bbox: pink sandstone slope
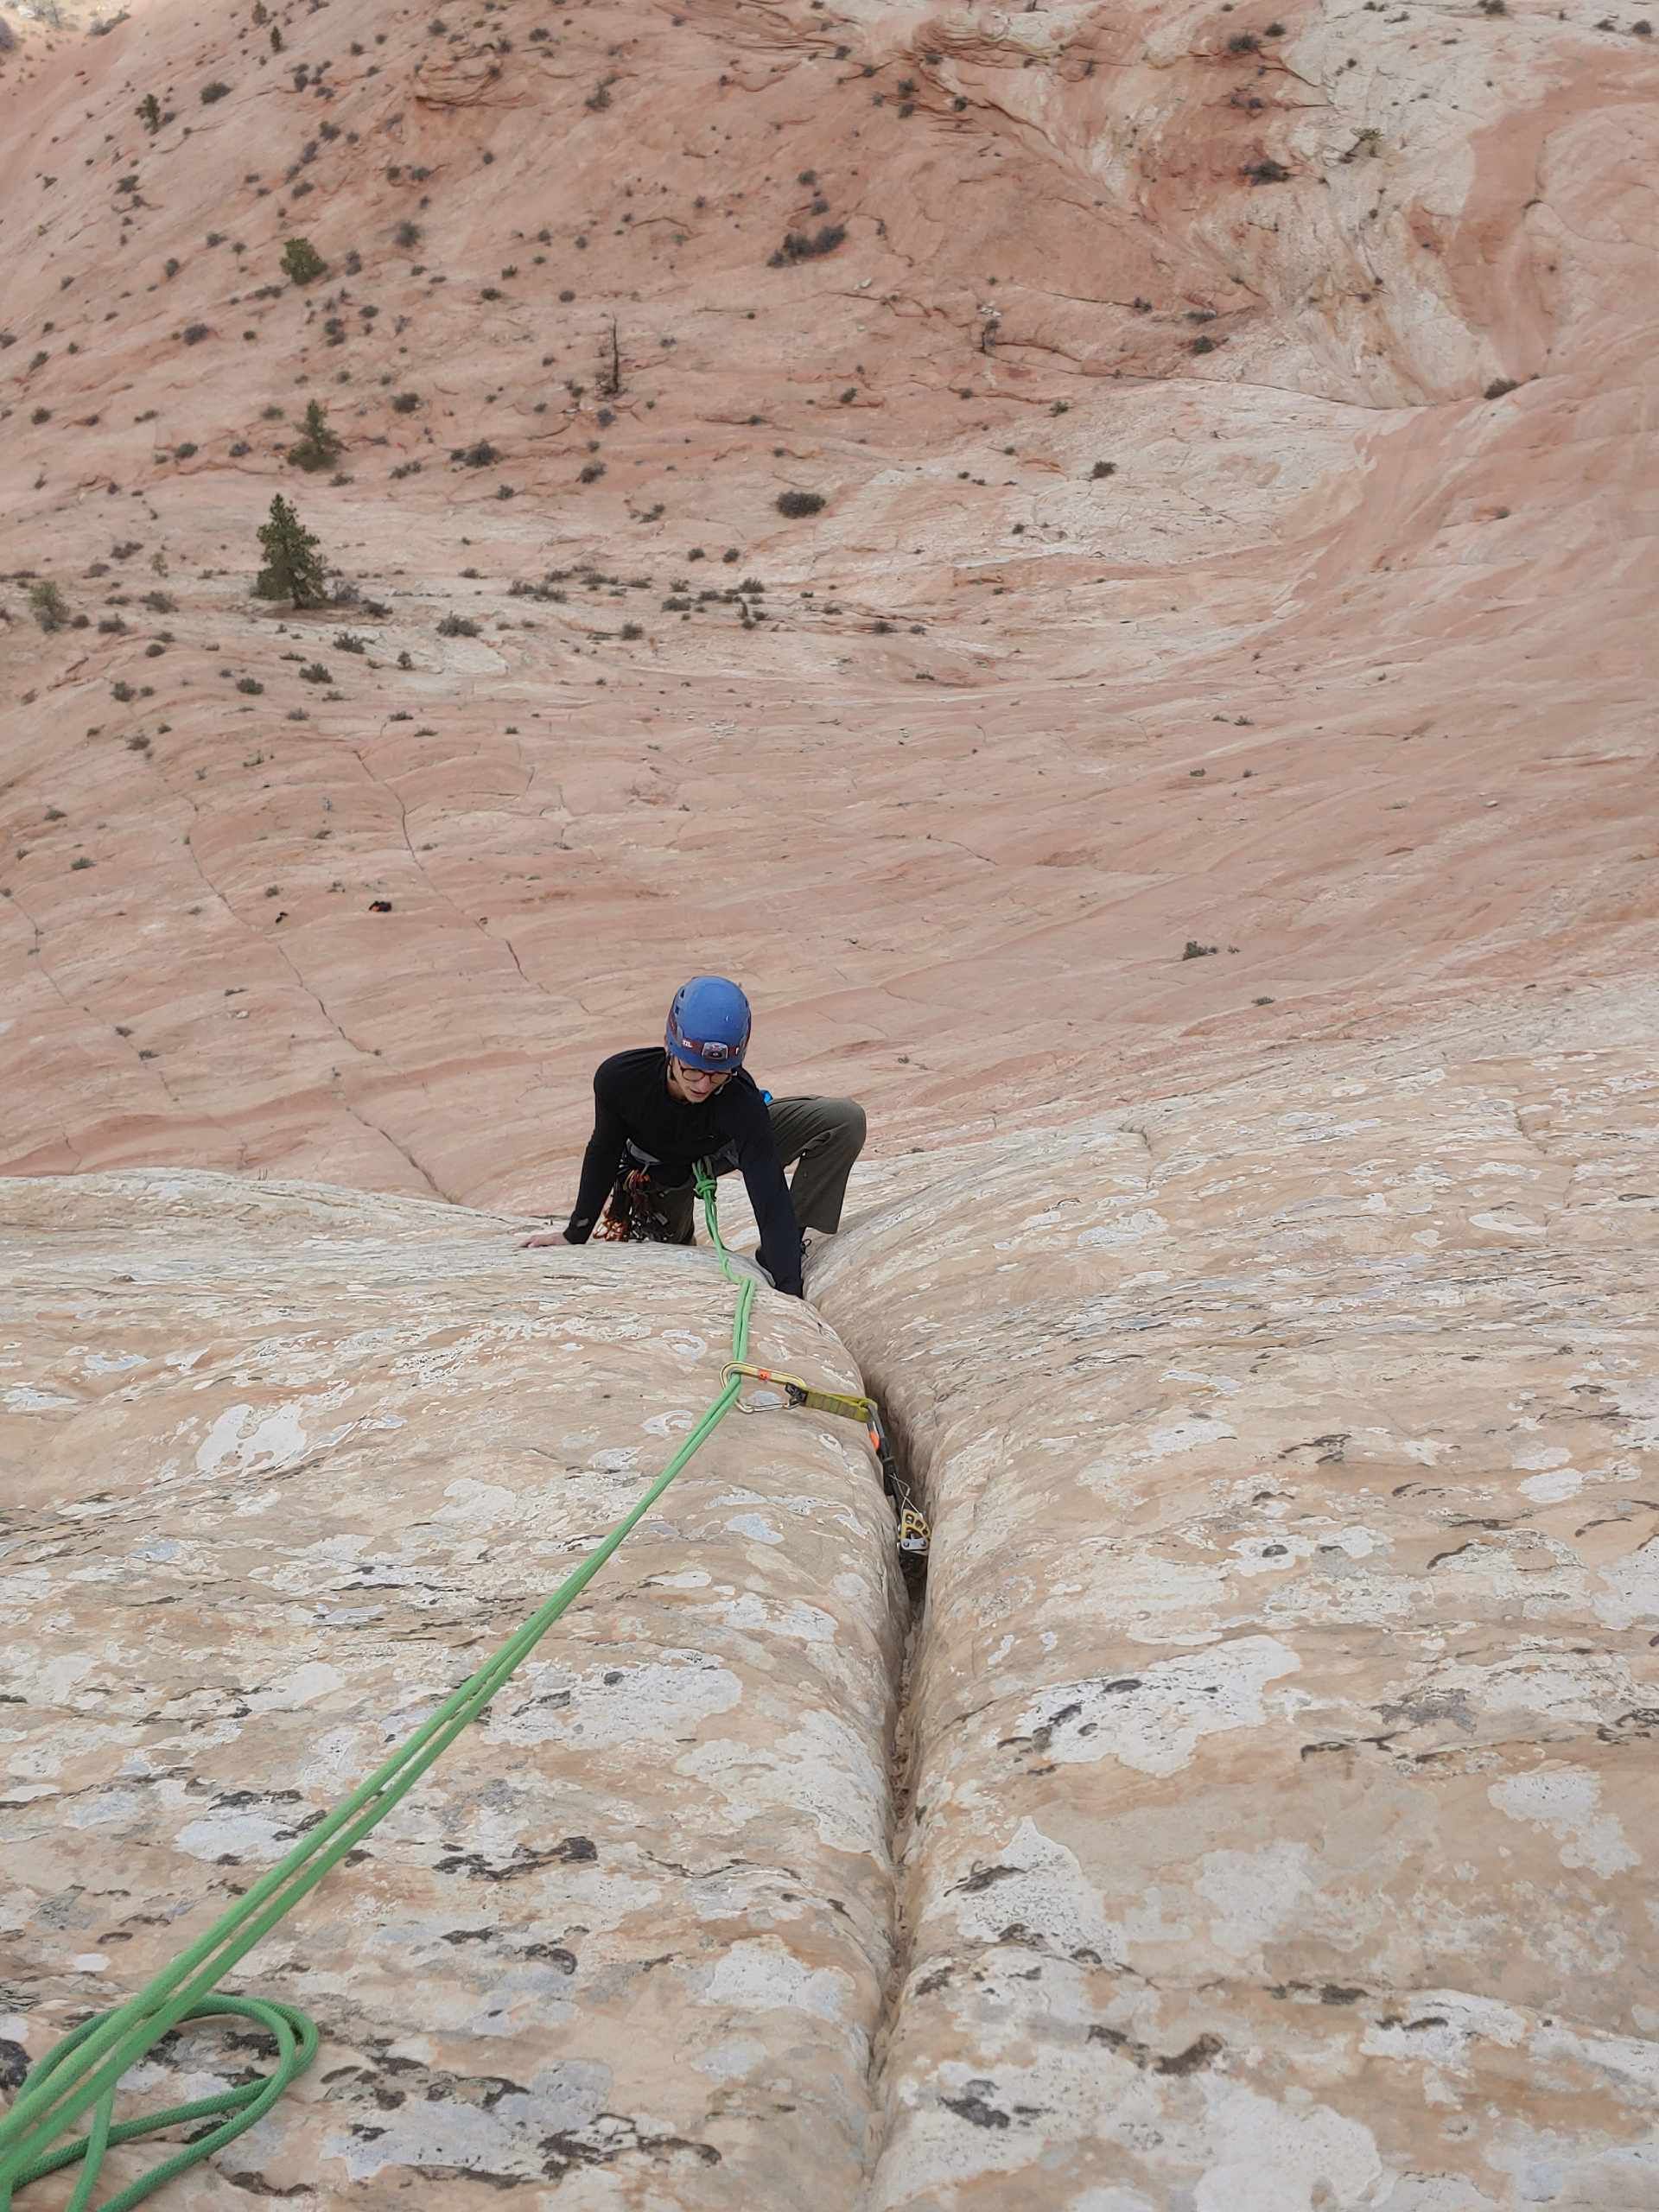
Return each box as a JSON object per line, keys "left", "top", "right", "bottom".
{"left": 1, "top": 0, "right": 1655, "bottom": 1205}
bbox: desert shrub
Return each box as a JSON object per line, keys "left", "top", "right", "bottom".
{"left": 29, "top": 582, "right": 69, "bottom": 631}
{"left": 280, "top": 237, "right": 327, "bottom": 285}
{"left": 200, "top": 80, "right": 232, "bottom": 105}
{"left": 768, "top": 225, "right": 845, "bottom": 267}
{"left": 775, "top": 489, "right": 825, "bottom": 518}
{"left": 436, "top": 613, "right": 480, "bottom": 637}
{"left": 237, "top": 677, "right": 264, "bottom": 694}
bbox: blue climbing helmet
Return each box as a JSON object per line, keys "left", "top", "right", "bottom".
{"left": 665, "top": 976, "right": 752, "bottom": 1071}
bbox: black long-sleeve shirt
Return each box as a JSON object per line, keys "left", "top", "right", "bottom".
{"left": 565, "top": 1048, "right": 804, "bottom": 1296}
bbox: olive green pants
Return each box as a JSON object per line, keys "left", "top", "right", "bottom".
{"left": 657, "top": 1096, "right": 867, "bottom": 1243}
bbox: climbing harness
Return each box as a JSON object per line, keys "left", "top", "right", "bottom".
{"left": 596, "top": 1164, "right": 677, "bottom": 1243}
{"left": 724, "top": 1362, "right": 931, "bottom": 1572}
{"left": 0, "top": 1173, "right": 757, "bottom": 2209}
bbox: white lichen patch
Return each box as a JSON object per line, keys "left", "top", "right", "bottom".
{"left": 1487, "top": 1766, "right": 1640, "bottom": 1878}
{"left": 1015, "top": 1637, "right": 1301, "bottom": 1777}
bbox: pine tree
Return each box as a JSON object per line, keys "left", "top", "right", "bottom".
{"left": 252, "top": 1, "right": 269, "bottom": 21}
{"left": 286, "top": 399, "right": 342, "bottom": 474}
{"left": 270, "top": 24, "right": 283, "bottom": 50}
{"left": 137, "top": 92, "right": 162, "bottom": 135}
{"left": 255, "top": 495, "right": 327, "bottom": 607}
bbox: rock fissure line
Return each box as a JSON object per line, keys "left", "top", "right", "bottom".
{"left": 855, "top": 1370, "right": 933, "bottom": 2193}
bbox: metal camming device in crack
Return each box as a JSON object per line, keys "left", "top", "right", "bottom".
{"left": 721, "top": 1362, "right": 931, "bottom": 1568}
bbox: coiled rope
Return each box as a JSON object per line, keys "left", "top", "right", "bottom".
{"left": 0, "top": 1173, "right": 751, "bottom": 2210}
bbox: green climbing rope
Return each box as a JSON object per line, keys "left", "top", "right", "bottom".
{"left": 0, "top": 1175, "right": 752, "bottom": 2210}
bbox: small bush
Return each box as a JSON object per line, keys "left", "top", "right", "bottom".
{"left": 391, "top": 391, "right": 421, "bottom": 413}
{"left": 775, "top": 489, "right": 826, "bottom": 518}
{"left": 200, "top": 81, "right": 232, "bottom": 105}
{"left": 1182, "top": 940, "right": 1218, "bottom": 961}
{"left": 280, "top": 237, "right": 327, "bottom": 286}
{"left": 1090, "top": 461, "right": 1117, "bottom": 479}
{"left": 1484, "top": 376, "right": 1519, "bottom": 399}
{"left": 453, "top": 440, "right": 499, "bottom": 468}
{"left": 237, "top": 677, "right": 264, "bottom": 694}
{"left": 768, "top": 225, "right": 846, "bottom": 267}
{"left": 1243, "top": 159, "right": 1291, "bottom": 186}
{"left": 334, "top": 631, "right": 367, "bottom": 653}
{"left": 299, "top": 661, "right": 331, "bottom": 683}
{"left": 29, "top": 582, "right": 69, "bottom": 632}
{"left": 578, "top": 461, "right": 606, "bottom": 483}
{"left": 436, "top": 613, "right": 480, "bottom": 638}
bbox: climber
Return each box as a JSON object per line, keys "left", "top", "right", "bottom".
{"left": 524, "top": 976, "right": 866, "bottom": 1298}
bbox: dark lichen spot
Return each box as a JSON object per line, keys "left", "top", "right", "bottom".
{"left": 1154, "top": 2032, "right": 1224, "bottom": 2075}
{"left": 942, "top": 2080, "right": 1011, "bottom": 2129}
{"left": 952, "top": 1863, "right": 1020, "bottom": 1895}
{"left": 521, "top": 1944, "right": 577, "bottom": 1974}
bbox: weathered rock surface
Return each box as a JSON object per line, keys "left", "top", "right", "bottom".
{"left": 1, "top": 1172, "right": 906, "bottom": 2206}
{"left": 816, "top": 1025, "right": 1659, "bottom": 2209}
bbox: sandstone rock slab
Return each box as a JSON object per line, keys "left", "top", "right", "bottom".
{"left": 1, "top": 1173, "right": 906, "bottom": 2208}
